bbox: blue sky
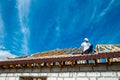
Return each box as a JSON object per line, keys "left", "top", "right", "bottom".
{"left": 0, "top": 0, "right": 120, "bottom": 59}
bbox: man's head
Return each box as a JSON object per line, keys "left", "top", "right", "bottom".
{"left": 84, "top": 38, "right": 89, "bottom": 42}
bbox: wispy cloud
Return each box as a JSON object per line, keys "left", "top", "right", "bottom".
{"left": 17, "top": 0, "right": 31, "bottom": 55}
{"left": 0, "top": 50, "right": 17, "bottom": 60}
{"left": 0, "top": 12, "right": 5, "bottom": 44}
{"left": 99, "top": 0, "right": 115, "bottom": 17}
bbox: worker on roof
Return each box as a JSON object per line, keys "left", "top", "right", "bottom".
{"left": 81, "top": 38, "right": 94, "bottom": 54}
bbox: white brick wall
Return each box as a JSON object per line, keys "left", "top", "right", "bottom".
{"left": 3, "top": 69, "right": 10, "bottom": 73}
{"left": 98, "top": 78, "right": 119, "bottom": 80}
{"left": 108, "top": 65, "right": 120, "bottom": 71}
{"left": 14, "top": 73, "right": 22, "bottom": 76}
{"left": 0, "top": 73, "right": 7, "bottom": 76}
{"left": 10, "top": 69, "right": 16, "bottom": 73}
{"left": 59, "top": 73, "right": 70, "bottom": 77}
{"left": 51, "top": 67, "right": 61, "bottom": 72}
{"left": 15, "top": 77, "right": 19, "bottom": 80}
{"left": 29, "top": 73, "right": 39, "bottom": 76}
{"left": 22, "top": 73, "right": 30, "bottom": 76}
{"left": 93, "top": 66, "right": 107, "bottom": 71}
{"left": 47, "top": 77, "right": 57, "bottom": 80}
{"left": 100, "top": 72, "right": 116, "bottom": 77}
{"left": 67, "top": 66, "right": 79, "bottom": 72}
{"left": 61, "top": 67, "right": 68, "bottom": 72}
{"left": 49, "top": 73, "right": 58, "bottom": 77}
{"left": 89, "top": 78, "right": 97, "bottom": 80}
{"left": 57, "top": 78, "right": 64, "bottom": 80}
{"left": 77, "top": 72, "right": 86, "bottom": 77}
{"left": 39, "top": 73, "right": 48, "bottom": 76}
{"left": 0, "top": 77, "right": 6, "bottom": 80}
{"left": 16, "top": 69, "right": 24, "bottom": 73}
{"left": 6, "top": 77, "right": 16, "bottom": 80}
{"left": 86, "top": 72, "right": 100, "bottom": 77}
{"left": 76, "top": 78, "right": 89, "bottom": 80}
{"left": 69, "top": 72, "right": 77, "bottom": 77}
{"left": 24, "top": 69, "right": 32, "bottom": 72}
{"left": 41, "top": 68, "right": 50, "bottom": 72}
{"left": 0, "top": 64, "right": 120, "bottom": 80}
{"left": 80, "top": 66, "right": 92, "bottom": 71}
{"left": 64, "top": 78, "right": 76, "bottom": 80}
{"left": 7, "top": 73, "right": 14, "bottom": 76}
{"left": 117, "top": 72, "right": 120, "bottom": 76}
{"left": 32, "top": 68, "right": 41, "bottom": 73}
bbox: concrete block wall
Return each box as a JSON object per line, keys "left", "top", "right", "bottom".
{"left": 0, "top": 64, "right": 120, "bottom": 80}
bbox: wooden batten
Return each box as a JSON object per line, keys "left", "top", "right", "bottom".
{"left": 107, "top": 58, "right": 112, "bottom": 65}
{"left": 3, "top": 65, "right": 9, "bottom": 69}
{"left": 58, "top": 62, "right": 62, "bottom": 68}
{"left": 36, "top": 63, "right": 41, "bottom": 68}
{"left": 93, "top": 59, "right": 97, "bottom": 66}
{"left": 0, "top": 45, "right": 120, "bottom": 69}
{"left": 17, "top": 64, "right": 24, "bottom": 68}
{"left": 69, "top": 61, "right": 75, "bottom": 67}
{"left": 46, "top": 62, "right": 51, "bottom": 68}
{"left": 10, "top": 64, "right": 16, "bottom": 68}
{"left": 27, "top": 64, "right": 32, "bottom": 68}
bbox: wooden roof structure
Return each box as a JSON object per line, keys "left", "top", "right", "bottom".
{"left": 0, "top": 44, "right": 120, "bottom": 69}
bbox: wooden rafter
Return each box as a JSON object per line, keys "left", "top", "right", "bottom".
{"left": 0, "top": 44, "right": 120, "bottom": 69}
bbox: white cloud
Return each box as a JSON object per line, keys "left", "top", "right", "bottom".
{"left": 99, "top": 0, "right": 114, "bottom": 17}
{"left": 0, "top": 46, "right": 5, "bottom": 49}
{"left": 0, "top": 50, "right": 17, "bottom": 60}
{"left": 17, "top": 0, "right": 31, "bottom": 55}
